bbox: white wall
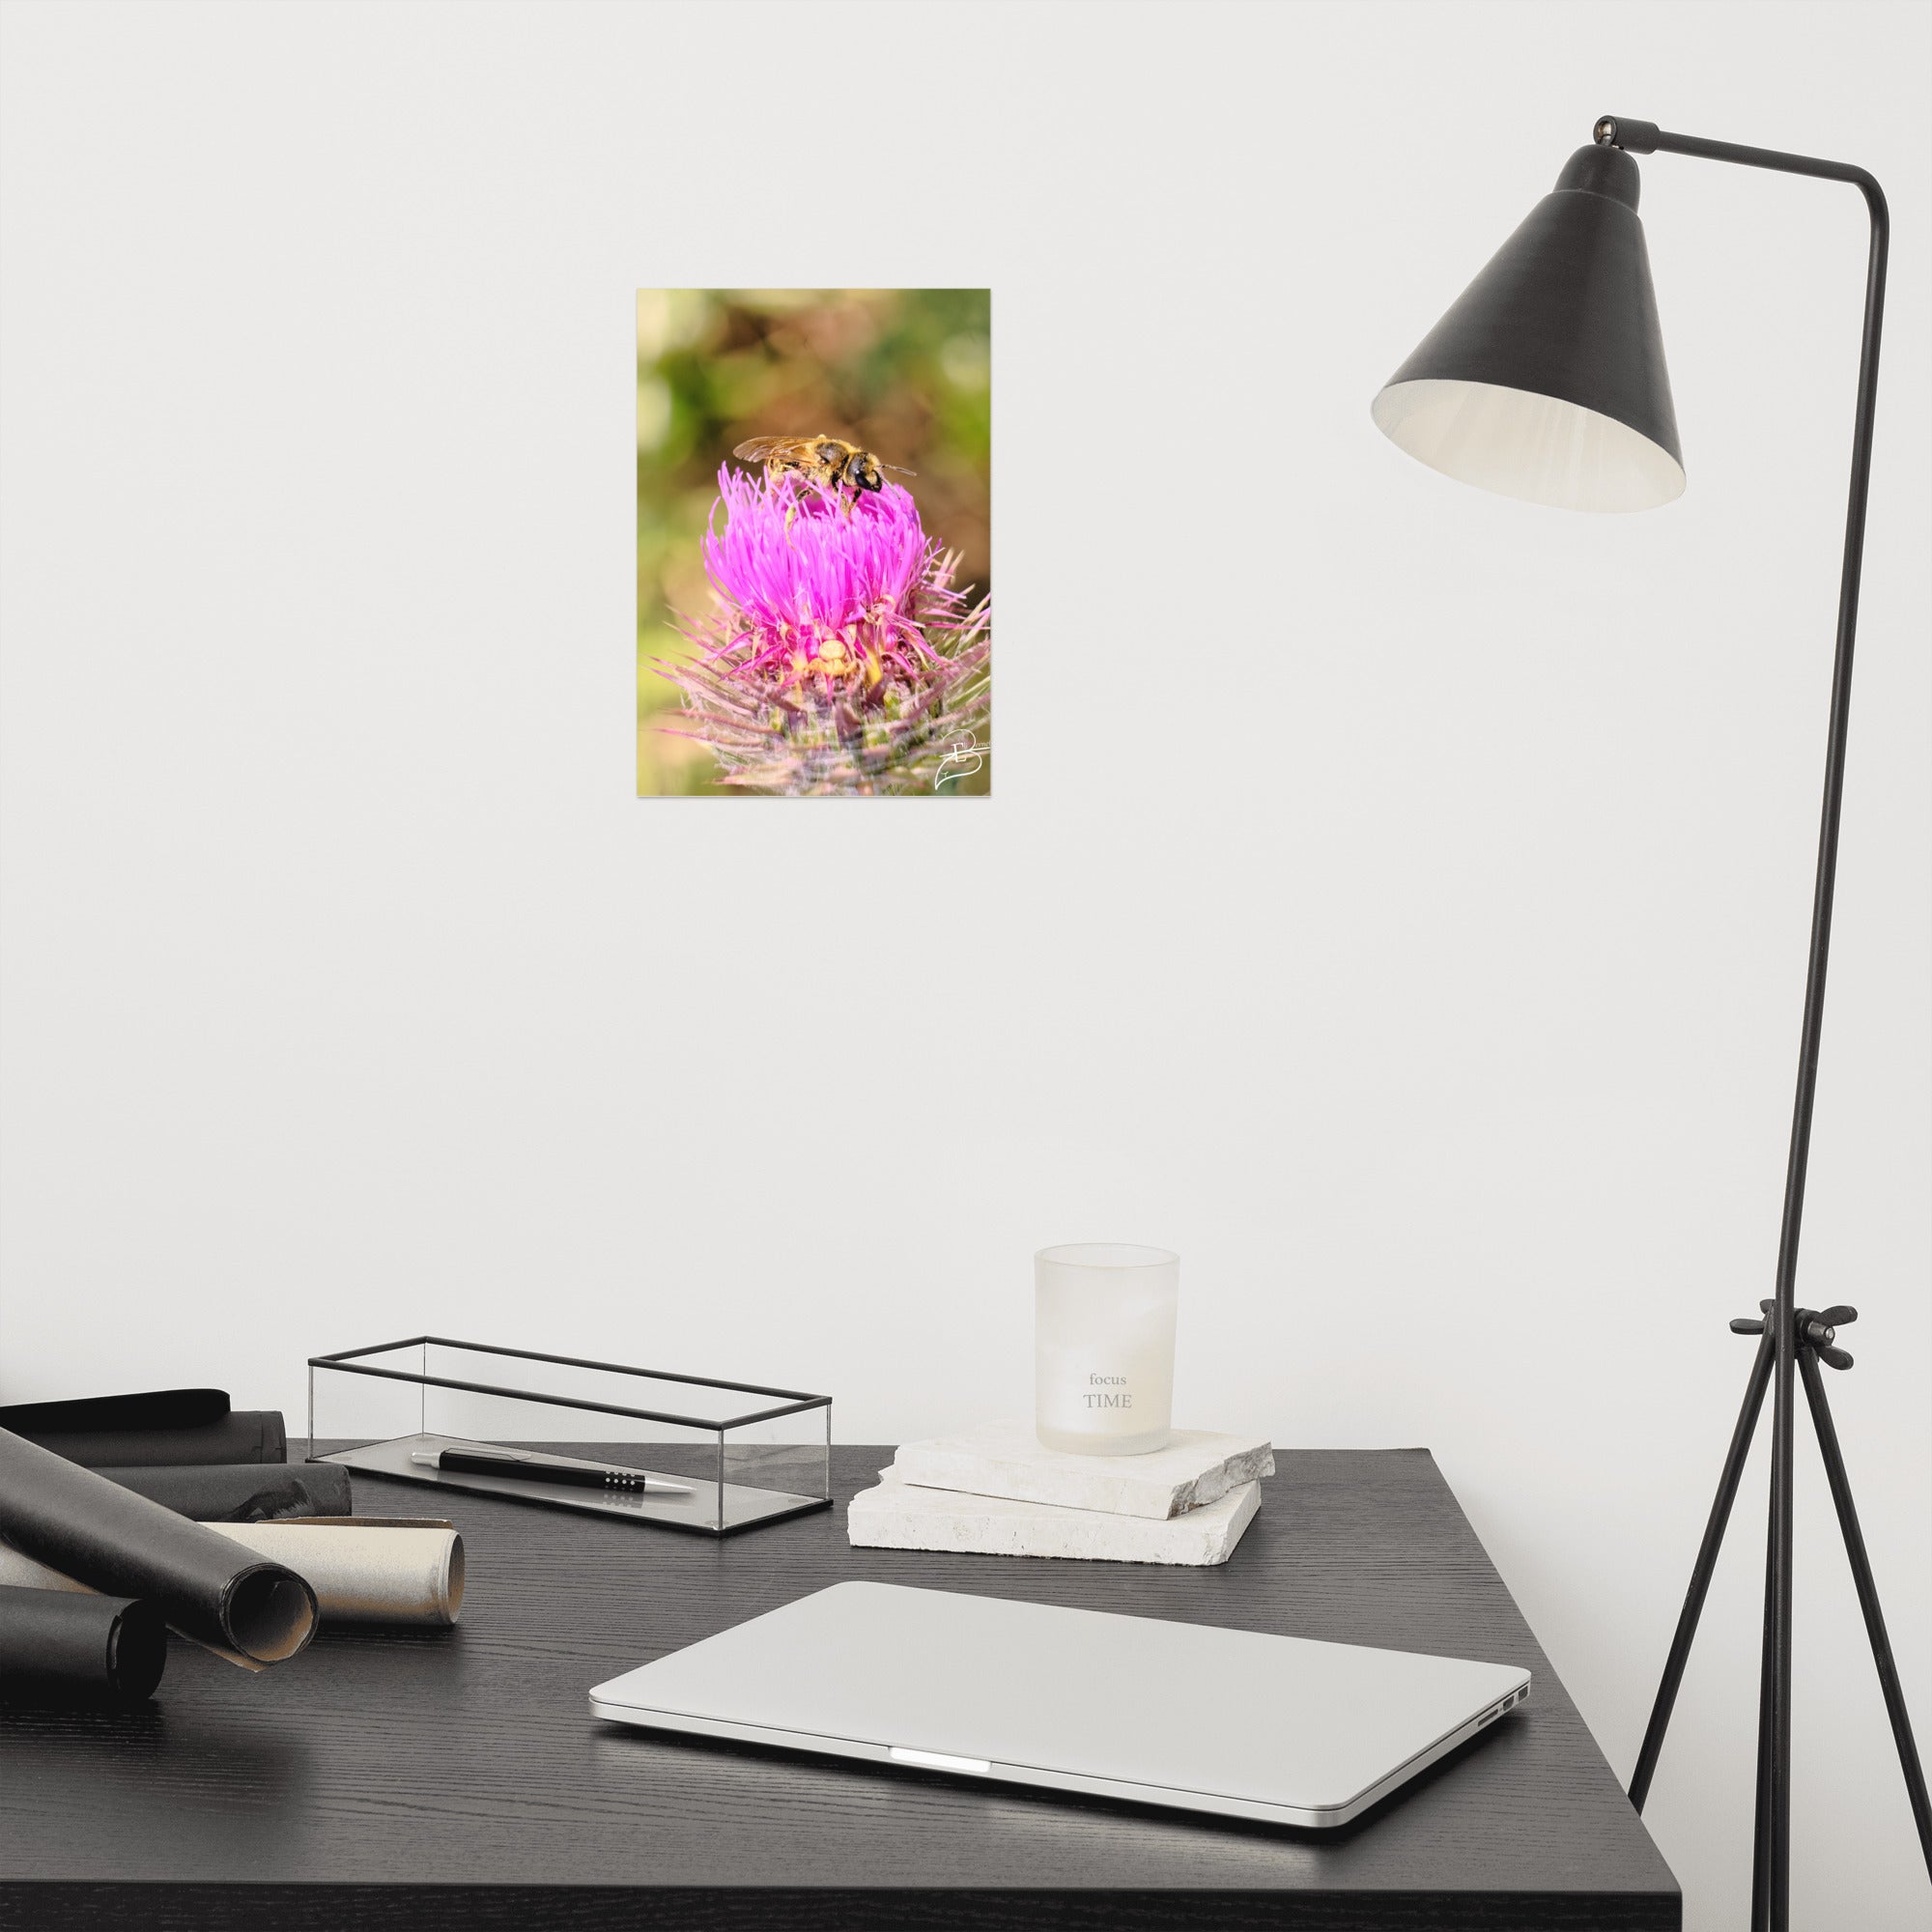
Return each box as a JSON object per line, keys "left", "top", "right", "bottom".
{"left": 1, "top": 2, "right": 1925, "bottom": 1924}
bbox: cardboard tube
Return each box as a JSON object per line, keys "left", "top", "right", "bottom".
{"left": 5, "top": 1411, "right": 286, "bottom": 1467}
{"left": 0, "top": 1427, "right": 315, "bottom": 1665}
{"left": 0, "top": 1519, "right": 464, "bottom": 1628}
{"left": 98, "top": 1463, "right": 354, "bottom": 1521}
{"left": 0, "top": 1389, "right": 229, "bottom": 1434}
{"left": 204, "top": 1520, "right": 465, "bottom": 1626}
{"left": 0, "top": 1584, "right": 168, "bottom": 1702}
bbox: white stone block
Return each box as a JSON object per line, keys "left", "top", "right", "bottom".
{"left": 847, "top": 1467, "right": 1262, "bottom": 1566}
{"left": 891, "top": 1417, "right": 1273, "bottom": 1520}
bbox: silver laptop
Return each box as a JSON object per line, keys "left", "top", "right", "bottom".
{"left": 588, "top": 1580, "right": 1530, "bottom": 1828}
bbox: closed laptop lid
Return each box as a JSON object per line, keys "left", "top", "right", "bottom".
{"left": 589, "top": 1580, "right": 1529, "bottom": 1818}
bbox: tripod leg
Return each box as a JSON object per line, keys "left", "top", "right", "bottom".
{"left": 1798, "top": 1349, "right": 1932, "bottom": 1872}
{"left": 1752, "top": 1470, "right": 1777, "bottom": 1932}
{"left": 1630, "top": 1327, "right": 1776, "bottom": 1810}
{"left": 1767, "top": 1318, "right": 1797, "bottom": 1932}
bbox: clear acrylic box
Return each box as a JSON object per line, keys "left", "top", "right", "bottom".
{"left": 307, "top": 1336, "right": 832, "bottom": 1535}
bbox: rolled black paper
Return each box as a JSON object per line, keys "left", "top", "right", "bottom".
{"left": 5, "top": 1409, "right": 286, "bottom": 1467}
{"left": 98, "top": 1463, "right": 354, "bottom": 1522}
{"left": 0, "top": 1389, "right": 229, "bottom": 1435}
{"left": 0, "top": 1428, "right": 316, "bottom": 1665}
{"left": 0, "top": 1584, "right": 168, "bottom": 1701}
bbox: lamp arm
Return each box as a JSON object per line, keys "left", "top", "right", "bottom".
{"left": 1594, "top": 115, "right": 1885, "bottom": 206}
{"left": 1596, "top": 115, "right": 1893, "bottom": 1931}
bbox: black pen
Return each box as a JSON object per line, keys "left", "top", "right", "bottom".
{"left": 410, "top": 1445, "right": 692, "bottom": 1495}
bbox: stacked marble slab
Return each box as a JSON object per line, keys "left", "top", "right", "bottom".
{"left": 847, "top": 1418, "right": 1272, "bottom": 1566}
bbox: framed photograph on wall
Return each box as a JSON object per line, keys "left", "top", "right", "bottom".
{"left": 637, "top": 288, "right": 991, "bottom": 798}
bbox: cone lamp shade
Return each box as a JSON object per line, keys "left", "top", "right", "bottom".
{"left": 1373, "top": 145, "right": 1685, "bottom": 512}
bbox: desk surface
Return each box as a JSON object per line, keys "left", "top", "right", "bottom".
{"left": 0, "top": 1445, "right": 1678, "bottom": 1931}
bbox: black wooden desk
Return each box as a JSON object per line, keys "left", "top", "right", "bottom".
{"left": 0, "top": 1446, "right": 1678, "bottom": 1930}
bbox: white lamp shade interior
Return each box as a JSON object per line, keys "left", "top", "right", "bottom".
{"left": 1373, "top": 377, "right": 1686, "bottom": 513}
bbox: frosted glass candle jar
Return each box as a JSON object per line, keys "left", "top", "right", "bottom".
{"left": 1034, "top": 1243, "right": 1179, "bottom": 1456}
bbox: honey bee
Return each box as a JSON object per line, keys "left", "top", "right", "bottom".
{"left": 732, "top": 435, "right": 915, "bottom": 497}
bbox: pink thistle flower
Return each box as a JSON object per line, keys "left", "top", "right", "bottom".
{"left": 699, "top": 467, "right": 941, "bottom": 689}
{"left": 654, "top": 465, "right": 989, "bottom": 796}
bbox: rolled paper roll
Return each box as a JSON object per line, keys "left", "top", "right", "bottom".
{"left": 0, "top": 1389, "right": 228, "bottom": 1434}
{"left": 3, "top": 1410, "right": 287, "bottom": 1468}
{"left": 0, "top": 1544, "right": 104, "bottom": 1593}
{"left": 0, "top": 1519, "right": 464, "bottom": 1629}
{"left": 0, "top": 1428, "right": 316, "bottom": 1666}
{"left": 204, "top": 1520, "right": 466, "bottom": 1626}
{"left": 96, "top": 1463, "right": 355, "bottom": 1522}
{"left": 0, "top": 1584, "right": 167, "bottom": 1701}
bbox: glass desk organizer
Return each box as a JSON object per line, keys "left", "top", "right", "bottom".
{"left": 307, "top": 1337, "right": 832, "bottom": 1536}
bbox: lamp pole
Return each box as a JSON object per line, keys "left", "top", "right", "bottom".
{"left": 1590, "top": 118, "right": 1921, "bottom": 1932}
{"left": 1375, "top": 112, "right": 1925, "bottom": 1929}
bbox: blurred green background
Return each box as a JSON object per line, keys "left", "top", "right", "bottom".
{"left": 638, "top": 288, "right": 992, "bottom": 797}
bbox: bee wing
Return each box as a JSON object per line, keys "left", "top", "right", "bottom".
{"left": 733, "top": 437, "right": 798, "bottom": 462}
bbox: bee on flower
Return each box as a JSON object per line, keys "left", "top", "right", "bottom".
{"left": 654, "top": 466, "right": 989, "bottom": 797}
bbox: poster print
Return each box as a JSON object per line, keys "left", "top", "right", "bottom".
{"left": 637, "top": 289, "right": 990, "bottom": 797}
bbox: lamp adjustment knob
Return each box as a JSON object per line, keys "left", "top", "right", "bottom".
{"left": 1796, "top": 1306, "right": 1856, "bottom": 1367}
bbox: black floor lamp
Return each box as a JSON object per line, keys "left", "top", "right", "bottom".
{"left": 1370, "top": 115, "right": 1928, "bottom": 1931}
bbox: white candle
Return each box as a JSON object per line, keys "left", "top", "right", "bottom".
{"left": 1034, "top": 1243, "right": 1179, "bottom": 1456}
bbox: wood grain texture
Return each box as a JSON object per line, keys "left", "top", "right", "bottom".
{"left": 0, "top": 1447, "right": 1679, "bottom": 1931}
